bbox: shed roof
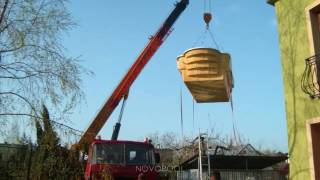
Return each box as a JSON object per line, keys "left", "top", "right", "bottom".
{"left": 179, "top": 154, "right": 288, "bottom": 170}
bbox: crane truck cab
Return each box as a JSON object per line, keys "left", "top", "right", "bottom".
{"left": 85, "top": 139, "right": 160, "bottom": 180}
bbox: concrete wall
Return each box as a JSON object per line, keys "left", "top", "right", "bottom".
{"left": 273, "top": 0, "right": 320, "bottom": 179}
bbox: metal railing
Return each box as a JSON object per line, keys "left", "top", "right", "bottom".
{"left": 302, "top": 54, "right": 320, "bottom": 98}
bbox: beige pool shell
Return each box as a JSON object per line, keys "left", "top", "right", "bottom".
{"left": 177, "top": 47, "right": 233, "bottom": 103}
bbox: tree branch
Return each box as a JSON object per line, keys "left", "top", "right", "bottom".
{"left": 0, "top": 113, "right": 40, "bottom": 119}
{"left": 0, "top": 73, "right": 39, "bottom": 79}
{"left": 0, "top": 64, "right": 21, "bottom": 79}
{"left": 1, "top": 61, "right": 62, "bottom": 78}
{"left": 0, "top": 91, "right": 37, "bottom": 114}
{"left": 0, "top": 43, "right": 24, "bottom": 53}
{"left": 31, "top": 0, "right": 46, "bottom": 26}
{"left": 0, "top": 0, "right": 84, "bottom": 128}
{"left": 0, "top": 0, "right": 9, "bottom": 26}
{"left": 0, "top": 112, "right": 84, "bottom": 135}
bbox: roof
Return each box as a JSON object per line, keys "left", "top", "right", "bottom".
{"left": 179, "top": 143, "right": 288, "bottom": 170}
{"left": 92, "top": 139, "right": 154, "bottom": 148}
{"left": 179, "top": 154, "right": 288, "bottom": 170}
{"left": 209, "top": 144, "right": 263, "bottom": 156}
{"left": 267, "top": 0, "right": 279, "bottom": 6}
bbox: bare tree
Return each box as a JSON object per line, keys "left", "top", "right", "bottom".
{"left": 148, "top": 132, "right": 180, "bottom": 149}
{"left": 0, "top": 0, "right": 88, "bottom": 126}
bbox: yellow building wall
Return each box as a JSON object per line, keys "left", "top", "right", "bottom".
{"left": 274, "top": 0, "right": 320, "bottom": 179}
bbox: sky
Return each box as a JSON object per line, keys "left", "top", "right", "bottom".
{"left": 62, "top": 0, "right": 288, "bottom": 151}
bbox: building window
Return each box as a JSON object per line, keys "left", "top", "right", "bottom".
{"left": 303, "top": 2, "right": 320, "bottom": 98}
{"left": 308, "top": 2, "right": 320, "bottom": 54}
{"left": 307, "top": 119, "right": 320, "bottom": 180}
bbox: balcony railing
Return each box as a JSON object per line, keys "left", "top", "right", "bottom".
{"left": 302, "top": 54, "right": 320, "bottom": 98}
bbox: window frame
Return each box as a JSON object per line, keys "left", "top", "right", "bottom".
{"left": 306, "top": 1, "right": 320, "bottom": 56}
{"left": 306, "top": 1, "right": 320, "bottom": 98}
{"left": 306, "top": 117, "right": 320, "bottom": 180}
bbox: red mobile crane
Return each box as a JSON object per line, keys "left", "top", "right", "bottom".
{"left": 77, "top": 1, "right": 189, "bottom": 179}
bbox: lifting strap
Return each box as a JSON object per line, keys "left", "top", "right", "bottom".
{"left": 192, "top": 98, "right": 195, "bottom": 137}
{"left": 180, "top": 86, "right": 184, "bottom": 138}
{"left": 230, "top": 95, "right": 240, "bottom": 145}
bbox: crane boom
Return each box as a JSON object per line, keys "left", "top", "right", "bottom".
{"left": 78, "top": 0, "right": 189, "bottom": 147}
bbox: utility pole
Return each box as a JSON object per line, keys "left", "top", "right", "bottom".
{"left": 207, "top": 136, "right": 211, "bottom": 179}
{"left": 198, "top": 132, "right": 203, "bottom": 180}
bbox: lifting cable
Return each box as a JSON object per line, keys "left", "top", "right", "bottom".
{"left": 180, "top": 85, "right": 184, "bottom": 138}
{"left": 208, "top": 113, "right": 213, "bottom": 137}
{"left": 203, "top": 0, "right": 213, "bottom": 18}
{"left": 193, "top": 0, "right": 220, "bottom": 50}
{"left": 203, "top": 0, "right": 237, "bottom": 144}
{"left": 230, "top": 95, "right": 240, "bottom": 145}
{"left": 192, "top": 98, "right": 195, "bottom": 137}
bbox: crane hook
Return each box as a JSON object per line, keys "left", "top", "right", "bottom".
{"left": 203, "top": 12, "right": 212, "bottom": 29}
